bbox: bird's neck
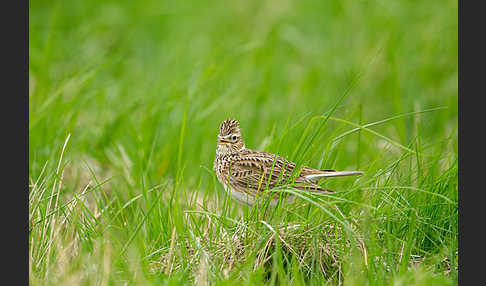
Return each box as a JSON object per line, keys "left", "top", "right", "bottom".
{"left": 216, "top": 144, "right": 245, "bottom": 157}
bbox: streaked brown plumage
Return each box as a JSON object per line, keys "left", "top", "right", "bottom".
{"left": 214, "top": 119, "right": 363, "bottom": 205}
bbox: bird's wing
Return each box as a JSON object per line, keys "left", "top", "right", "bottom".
{"left": 228, "top": 150, "right": 329, "bottom": 196}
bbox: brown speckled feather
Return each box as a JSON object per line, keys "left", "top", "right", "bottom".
{"left": 221, "top": 149, "right": 331, "bottom": 195}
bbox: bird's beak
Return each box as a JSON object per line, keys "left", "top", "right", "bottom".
{"left": 218, "top": 139, "right": 230, "bottom": 145}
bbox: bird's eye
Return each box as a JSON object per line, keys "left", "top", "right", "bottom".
{"left": 232, "top": 135, "right": 237, "bottom": 140}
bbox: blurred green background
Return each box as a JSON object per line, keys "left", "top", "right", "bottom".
{"left": 29, "top": 0, "right": 457, "bottom": 177}
{"left": 29, "top": 0, "right": 457, "bottom": 284}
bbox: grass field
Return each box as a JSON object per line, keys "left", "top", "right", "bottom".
{"left": 29, "top": 0, "right": 458, "bottom": 284}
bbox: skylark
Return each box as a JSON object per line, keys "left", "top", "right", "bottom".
{"left": 214, "top": 119, "right": 363, "bottom": 206}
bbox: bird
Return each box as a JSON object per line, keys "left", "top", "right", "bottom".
{"left": 213, "top": 119, "right": 363, "bottom": 206}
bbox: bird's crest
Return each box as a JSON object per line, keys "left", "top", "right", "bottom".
{"left": 219, "top": 119, "right": 240, "bottom": 136}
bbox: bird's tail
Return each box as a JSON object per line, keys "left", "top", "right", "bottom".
{"left": 303, "top": 169, "right": 364, "bottom": 182}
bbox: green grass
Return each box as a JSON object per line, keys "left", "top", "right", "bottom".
{"left": 29, "top": 0, "right": 457, "bottom": 284}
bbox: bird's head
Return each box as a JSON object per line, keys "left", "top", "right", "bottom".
{"left": 217, "top": 119, "right": 245, "bottom": 155}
